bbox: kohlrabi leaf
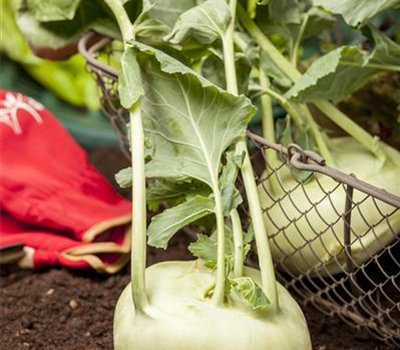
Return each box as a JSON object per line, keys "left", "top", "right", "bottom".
{"left": 268, "top": 0, "right": 301, "bottom": 24}
{"left": 220, "top": 149, "right": 244, "bottom": 216}
{"left": 301, "top": 7, "right": 336, "bottom": 39}
{"left": 286, "top": 46, "right": 378, "bottom": 102}
{"left": 16, "top": 0, "right": 112, "bottom": 51}
{"left": 115, "top": 167, "right": 132, "bottom": 188}
{"left": 133, "top": 2, "right": 171, "bottom": 42}
{"left": 189, "top": 224, "right": 234, "bottom": 267}
{"left": 26, "top": 0, "right": 82, "bottom": 22}
{"left": 313, "top": 0, "right": 400, "bottom": 27}
{"left": 134, "top": 18, "right": 171, "bottom": 41}
{"left": 230, "top": 277, "right": 270, "bottom": 310}
{"left": 16, "top": 9, "right": 81, "bottom": 50}
{"left": 119, "top": 49, "right": 144, "bottom": 109}
{"left": 260, "top": 50, "right": 292, "bottom": 88}
{"left": 275, "top": 116, "right": 293, "bottom": 146}
{"left": 365, "top": 25, "right": 400, "bottom": 67}
{"left": 147, "top": 195, "right": 214, "bottom": 249}
{"left": 147, "top": 179, "right": 212, "bottom": 211}
{"left": 143, "top": 0, "right": 197, "bottom": 28}
{"left": 201, "top": 49, "right": 252, "bottom": 94}
{"left": 131, "top": 43, "right": 256, "bottom": 189}
{"left": 189, "top": 233, "right": 219, "bottom": 267}
{"left": 166, "top": 0, "right": 231, "bottom": 45}
{"left": 147, "top": 180, "right": 206, "bottom": 202}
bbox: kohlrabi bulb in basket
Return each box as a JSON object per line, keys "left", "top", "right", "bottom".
{"left": 114, "top": 261, "right": 311, "bottom": 350}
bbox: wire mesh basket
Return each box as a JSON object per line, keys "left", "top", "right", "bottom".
{"left": 78, "top": 32, "right": 400, "bottom": 346}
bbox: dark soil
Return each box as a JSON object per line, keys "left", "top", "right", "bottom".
{"left": 0, "top": 147, "right": 396, "bottom": 350}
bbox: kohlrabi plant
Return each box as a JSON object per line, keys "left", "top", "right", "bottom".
{"left": 234, "top": 0, "right": 400, "bottom": 275}
{"left": 16, "top": 0, "right": 312, "bottom": 349}
{"left": 111, "top": 1, "right": 311, "bottom": 348}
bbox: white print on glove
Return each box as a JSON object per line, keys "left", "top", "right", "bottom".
{"left": 0, "top": 92, "right": 44, "bottom": 135}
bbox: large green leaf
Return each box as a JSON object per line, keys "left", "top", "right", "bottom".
{"left": 286, "top": 46, "right": 378, "bottom": 102}
{"left": 143, "top": 0, "right": 198, "bottom": 28}
{"left": 16, "top": 0, "right": 112, "bottom": 50}
{"left": 166, "top": 0, "right": 231, "bottom": 45}
{"left": 313, "top": 0, "right": 400, "bottom": 27}
{"left": 147, "top": 195, "right": 214, "bottom": 248}
{"left": 131, "top": 43, "right": 256, "bottom": 189}
{"left": 26, "top": 0, "right": 82, "bottom": 22}
{"left": 16, "top": 9, "right": 80, "bottom": 50}
{"left": 365, "top": 25, "right": 400, "bottom": 67}
{"left": 269, "top": 0, "right": 301, "bottom": 24}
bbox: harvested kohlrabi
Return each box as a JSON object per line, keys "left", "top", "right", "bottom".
{"left": 237, "top": 2, "right": 400, "bottom": 276}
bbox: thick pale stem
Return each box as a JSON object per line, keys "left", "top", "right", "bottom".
{"left": 222, "top": 0, "right": 239, "bottom": 96}
{"left": 103, "top": 0, "right": 148, "bottom": 314}
{"left": 211, "top": 189, "right": 227, "bottom": 307}
{"left": 260, "top": 73, "right": 275, "bottom": 142}
{"left": 223, "top": 0, "right": 279, "bottom": 314}
{"left": 259, "top": 71, "right": 282, "bottom": 196}
{"left": 237, "top": 140, "right": 279, "bottom": 313}
{"left": 103, "top": 0, "right": 133, "bottom": 43}
{"left": 237, "top": 3, "right": 384, "bottom": 159}
{"left": 231, "top": 209, "right": 244, "bottom": 278}
{"left": 129, "top": 107, "right": 149, "bottom": 314}
{"left": 209, "top": 0, "right": 237, "bottom": 308}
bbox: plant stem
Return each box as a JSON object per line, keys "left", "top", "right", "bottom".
{"left": 237, "top": 3, "right": 301, "bottom": 82}
{"left": 237, "top": 3, "right": 385, "bottom": 159}
{"left": 103, "top": 0, "right": 149, "bottom": 314}
{"left": 208, "top": 0, "right": 237, "bottom": 308}
{"left": 259, "top": 87, "right": 304, "bottom": 130}
{"left": 291, "top": 13, "right": 309, "bottom": 67}
{"left": 224, "top": 0, "right": 279, "bottom": 314}
{"left": 259, "top": 71, "right": 282, "bottom": 196}
{"left": 231, "top": 209, "right": 244, "bottom": 278}
{"left": 259, "top": 86, "right": 335, "bottom": 165}
{"left": 314, "top": 101, "right": 384, "bottom": 161}
{"left": 103, "top": 0, "right": 133, "bottom": 43}
{"left": 129, "top": 106, "right": 149, "bottom": 314}
{"left": 247, "top": 0, "right": 258, "bottom": 19}
{"left": 237, "top": 140, "right": 279, "bottom": 313}
{"left": 211, "top": 188, "right": 227, "bottom": 307}
{"left": 222, "top": 0, "right": 239, "bottom": 96}
{"left": 339, "top": 61, "right": 400, "bottom": 72}
{"left": 298, "top": 104, "right": 335, "bottom": 166}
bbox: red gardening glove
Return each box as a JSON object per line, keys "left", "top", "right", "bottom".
{"left": 0, "top": 90, "right": 131, "bottom": 273}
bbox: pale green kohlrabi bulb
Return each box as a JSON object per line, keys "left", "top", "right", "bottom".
{"left": 259, "top": 137, "right": 400, "bottom": 276}
{"left": 114, "top": 261, "right": 312, "bottom": 350}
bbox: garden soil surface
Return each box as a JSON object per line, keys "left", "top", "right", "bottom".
{"left": 0, "top": 147, "right": 395, "bottom": 350}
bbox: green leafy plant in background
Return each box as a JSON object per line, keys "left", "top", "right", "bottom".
{"left": 0, "top": 0, "right": 100, "bottom": 109}
{"left": 236, "top": 0, "right": 400, "bottom": 275}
